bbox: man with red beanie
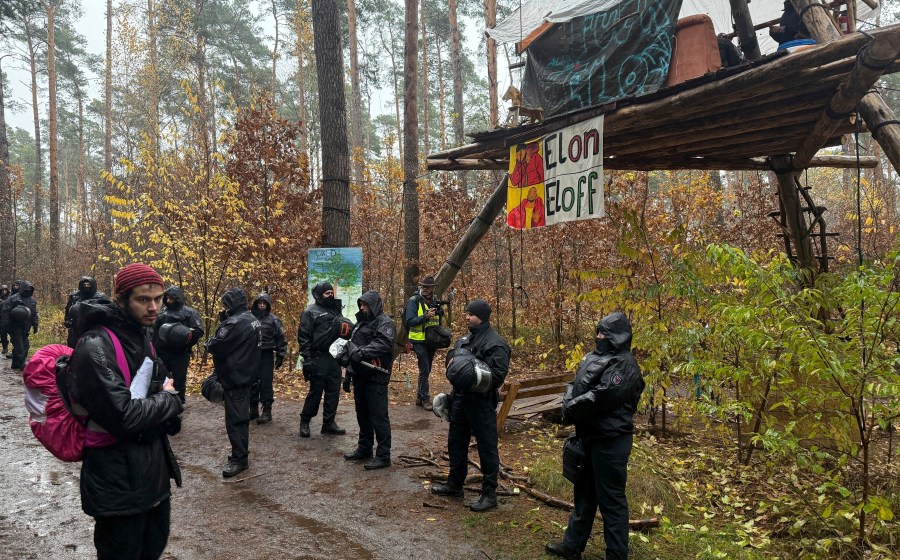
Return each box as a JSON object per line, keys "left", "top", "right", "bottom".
{"left": 68, "top": 263, "right": 183, "bottom": 559}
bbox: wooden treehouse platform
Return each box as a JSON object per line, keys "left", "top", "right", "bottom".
{"left": 427, "top": 24, "right": 900, "bottom": 174}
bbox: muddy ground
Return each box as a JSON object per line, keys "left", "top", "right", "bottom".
{"left": 0, "top": 357, "right": 507, "bottom": 560}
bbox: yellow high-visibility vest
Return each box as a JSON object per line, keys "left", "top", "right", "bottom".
{"left": 408, "top": 297, "right": 440, "bottom": 342}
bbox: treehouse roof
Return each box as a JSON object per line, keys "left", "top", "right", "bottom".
{"left": 426, "top": 24, "right": 900, "bottom": 173}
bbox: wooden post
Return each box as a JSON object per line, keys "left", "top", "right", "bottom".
{"left": 729, "top": 0, "right": 761, "bottom": 60}
{"left": 433, "top": 175, "right": 509, "bottom": 297}
{"left": 792, "top": 0, "right": 900, "bottom": 175}
{"left": 792, "top": 30, "right": 900, "bottom": 169}
{"left": 496, "top": 380, "right": 519, "bottom": 435}
{"left": 771, "top": 155, "right": 817, "bottom": 279}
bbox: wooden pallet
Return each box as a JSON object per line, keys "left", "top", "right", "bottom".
{"left": 496, "top": 372, "right": 574, "bottom": 434}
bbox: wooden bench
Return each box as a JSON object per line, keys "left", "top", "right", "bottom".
{"left": 496, "top": 372, "right": 575, "bottom": 434}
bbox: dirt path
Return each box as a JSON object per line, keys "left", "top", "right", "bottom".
{"left": 0, "top": 359, "right": 495, "bottom": 560}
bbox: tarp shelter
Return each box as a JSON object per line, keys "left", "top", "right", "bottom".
{"left": 490, "top": 0, "right": 881, "bottom": 116}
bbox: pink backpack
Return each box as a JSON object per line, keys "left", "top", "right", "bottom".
{"left": 22, "top": 327, "right": 132, "bottom": 462}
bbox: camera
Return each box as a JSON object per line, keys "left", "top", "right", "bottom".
{"left": 430, "top": 299, "right": 451, "bottom": 316}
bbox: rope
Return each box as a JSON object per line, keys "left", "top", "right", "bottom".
{"left": 798, "top": 2, "right": 831, "bottom": 21}
{"left": 868, "top": 119, "right": 900, "bottom": 139}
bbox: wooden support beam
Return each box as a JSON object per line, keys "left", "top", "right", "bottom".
{"left": 427, "top": 159, "right": 507, "bottom": 170}
{"left": 793, "top": 1, "right": 900, "bottom": 175}
{"left": 433, "top": 175, "right": 508, "bottom": 298}
{"left": 792, "top": 30, "right": 900, "bottom": 169}
{"left": 730, "top": 0, "right": 762, "bottom": 60}
{"left": 772, "top": 155, "right": 818, "bottom": 279}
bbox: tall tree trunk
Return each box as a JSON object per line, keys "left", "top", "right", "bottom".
{"left": 24, "top": 18, "right": 42, "bottom": 246}
{"left": 272, "top": 0, "right": 280, "bottom": 101}
{"left": 105, "top": 0, "right": 113, "bottom": 177}
{"left": 77, "top": 92, "right": 87, "bottom": 240}
{"left": 46, "top": 1, "right": 61, "bottom": 302}
{"left": 485, "top": 0, "right": 498, "bottom": 128}
{"left": 312, "top": 0, "right": 351, "bottom": 247}
{"left": 347, "top": 0, "right": 363, "bottom": 183}
{"left": 436, "top": 38, "right": 446, "bottom": 151}
{"left": 448, "top": 0, "right": 465, "bottom": 190}
{"left": 0, "top": 59, "right": 15, "bottom": 280}
{"left": 294, "top": 2, "right": 310, "bottom": 175}
{"left": 420, "top": 0, "right": 429, "bottom": 155}
{"left": 403, "top": 0, "right": 420, "bottom": 297}
{"left": 148, "top": 0, "right": 159, "bottom": 151}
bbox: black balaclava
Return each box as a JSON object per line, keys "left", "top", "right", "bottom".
{"left": 312, "top": 281, "right": 341, "bottom": 310}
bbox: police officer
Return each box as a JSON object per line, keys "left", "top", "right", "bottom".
{"left": 343, "top": 291, "right": 396, "bottom": 470}
{"left": 0, "top": 284, "right": 10, "bottom": 355}
{"left": 250, "top": 293, "right": 287, "bottom": 424}
{"left": 153, "top": 286, "right": 204, "bottom": 403}
{"left": 2, "top": 281, "right": 20, "bottom": 359}
{"left": 64, "top": 276, "right": 106, "bottom": 348}
{"left": 206, "top": 287, "right": 260, "bottom": 478}
{"left": 0, "top": 280, "right": 39, "bottom": 370}
{"left": 431, "top": 299, "right": 510, "bottom": 512}
{"left": 404, "top": 275, "right": 440, "bottom": 411}
{"left": 297, "top": 282, "right": 346, "bottom": 438}
{"left": 545, "top": 312, "right": 645, "bottom": 560}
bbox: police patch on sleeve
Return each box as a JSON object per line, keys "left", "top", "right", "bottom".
{"left": 216, "top": 326, "right": 229, "bottom": 338}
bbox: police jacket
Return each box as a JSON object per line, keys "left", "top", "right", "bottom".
{"left": 0, "top": 280, "right": 39, "bottom": 330}
{"left": 349, "top": 291, "right": 396, "bottom": 385}
{"left": 64, "top": 276, "right": 106, "bottom": 328}
{"left": 297, "top": 299, "right": 343, "bottom": 361}
{"left": 206, "top": 288, "right": 260, "bottom": 389}
{"left": 68, "top": 299, "right": 183, "bottom": 517}
{"left": 153, "top": 286, "right": 204, "bottom": 356}
{"left": 251, "top": 293, "right": 287, "bottom": 358}
{"left": 452, "top": 321, "right": 510, "bottom": 400}
{"left": 562, "top": 313, "right": 645, "bottom": 442}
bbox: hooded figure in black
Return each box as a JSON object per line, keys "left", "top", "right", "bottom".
{"left": 205, "top": 287, "right": 261, "bottom": 478}
{"left": 0, "top": 284, "right": 9, "bottom": 354}
{"left": 343, "top": 290, "right": 396, "bottom": 470}
{"left": 431, "top": 299, "right": 510, "bottom": 513}
{"left": 546, "top": 312, "right": 645, "bottom": 560}
{"left": 297, "top": 281, "right": 346, "bottom": 437}
{"left": 153, "top": 286, "right": 204, "bottom": 403}
{"left": 249, "top": 292, "right": 287, "bottom": 424}
{"left": 0, "top": 280, "right": 39, "bottom": 369}
{"left": 65, "top": 276, "right": 107, "bottom": 348}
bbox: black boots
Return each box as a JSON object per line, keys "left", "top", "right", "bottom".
{"left": 222, "top": 460, "right": 249, "bottom": 478}
{"left": 545, "top": 541, "right": 582, "bottom": 560}
{"left": 469, "top": 492, "right": 497, "bottom": 512}
{"left": 344, "top": 448, "right": 373, "bottom": 461}
{"left": 321, "top": 421, "right": 346, "bottom": 435}
{"left": 248, "top": 404, "right": 260, "bottom": 421}
{"left": 430, "top": 482, "right": 464, "bottom": 497}
{"left": 299, "top": 420, "right": 311, "bottom": 438}
{"left": 363, "top": 457, "right": 391, "bottom": 470}
{"left": 257, "top": 404, "right": 272, "bottom": 425}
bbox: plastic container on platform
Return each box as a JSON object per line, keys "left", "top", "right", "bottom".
{"left": 777, "top": 39, "right": 817, "bottom": 53}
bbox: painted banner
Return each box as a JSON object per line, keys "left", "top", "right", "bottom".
{"left": 308, "top": 247, "right": 363, "bottom": 318}
{"left": 507, "top": 115, "right": 605, "bottom": 230}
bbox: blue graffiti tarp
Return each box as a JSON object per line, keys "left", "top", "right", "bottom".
{"left": 520, "top": 0, "right": 683, "bottom": 117}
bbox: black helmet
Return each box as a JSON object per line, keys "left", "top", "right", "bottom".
{"left": 444, "top": 348, "right": 492, "bottom": 393}
{"left": 9, "top": 305, "right": 31, "bottom": 324}
{"left": 158, "top": 322, "right": 193, "bottom": 348}
{"left": 201, "top": 374, "right": 224, "bottom": 405}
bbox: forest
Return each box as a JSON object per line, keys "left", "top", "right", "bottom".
{"left": 1, "top": 0, "right": 900, "bottom": 558}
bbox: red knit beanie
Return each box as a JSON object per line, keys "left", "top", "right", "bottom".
{"left": 114, "top": 263, "right": 164, "bottom": 295}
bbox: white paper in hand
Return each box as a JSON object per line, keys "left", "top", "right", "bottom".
{"left": 130, "top": 357, "right": 155, "bottom": 399}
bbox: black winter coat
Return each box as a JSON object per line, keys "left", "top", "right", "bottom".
{"left": 297, "top": 297, "right": 343, "bottom": 360}
{"left": 69, "top": 300, "right": 183, "bottom": 517}
{"left": 251, "top": 293, "right": 287, "bottom": 358}
{"left": 64, "top": 276, "right": 105, "bottom": 328}
{"left": 452, "top": 321, "right": 510, "bottom": 400}
{"left": 206, "top": 288, "right": 260, "bottom": 389}
{"left": 562, "top": 312, "right": 645, "bottom": 442}
{"left": 349, "top": 291, "right": 396, "bottom": 385}
{"left": 153, "top": 286, "right": 204, "bottom": 356}
{"left": 0, "top": 280, "right": 39, "bottom": 331}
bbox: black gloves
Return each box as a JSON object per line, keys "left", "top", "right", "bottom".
{"left": 275, "top": 355, "right": 284, "bottom": 369}
{"left": 348, "top": 346, "right": 363, "bottom": 364}
{"left": 162, "top": 415, "right": 182, "bottom": 436}
{"left": 302, "top": 361, "right": 316, "bottom": 381}
{"left": 32, "top": 324, "right": 38, "bottom": 334}
{"left": 342, "top": 375, "right": 352, "bottom": 393}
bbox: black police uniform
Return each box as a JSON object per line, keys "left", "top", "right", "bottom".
{"left": 250, "top": 293, "right": 287, "bottom": 418}
{"left": 205, "top": 288, "right": 260, "bottom": 475}
{"left": 345, "top": 291, "right": 395, "bottom": 466}
{"left": 0, "top": 280, "right": 39, "bottom": 369}
{"left": 552, "top": 312, "right": 645, "bottom": 560}
{"left": 297, "top": 282, "right": 345, "bottom": 435}
{"left": 153, "top": 286, "right": 204, "bottom": 402}
{"left": 65, "top": 276, "right": 107, "bottom": 348}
